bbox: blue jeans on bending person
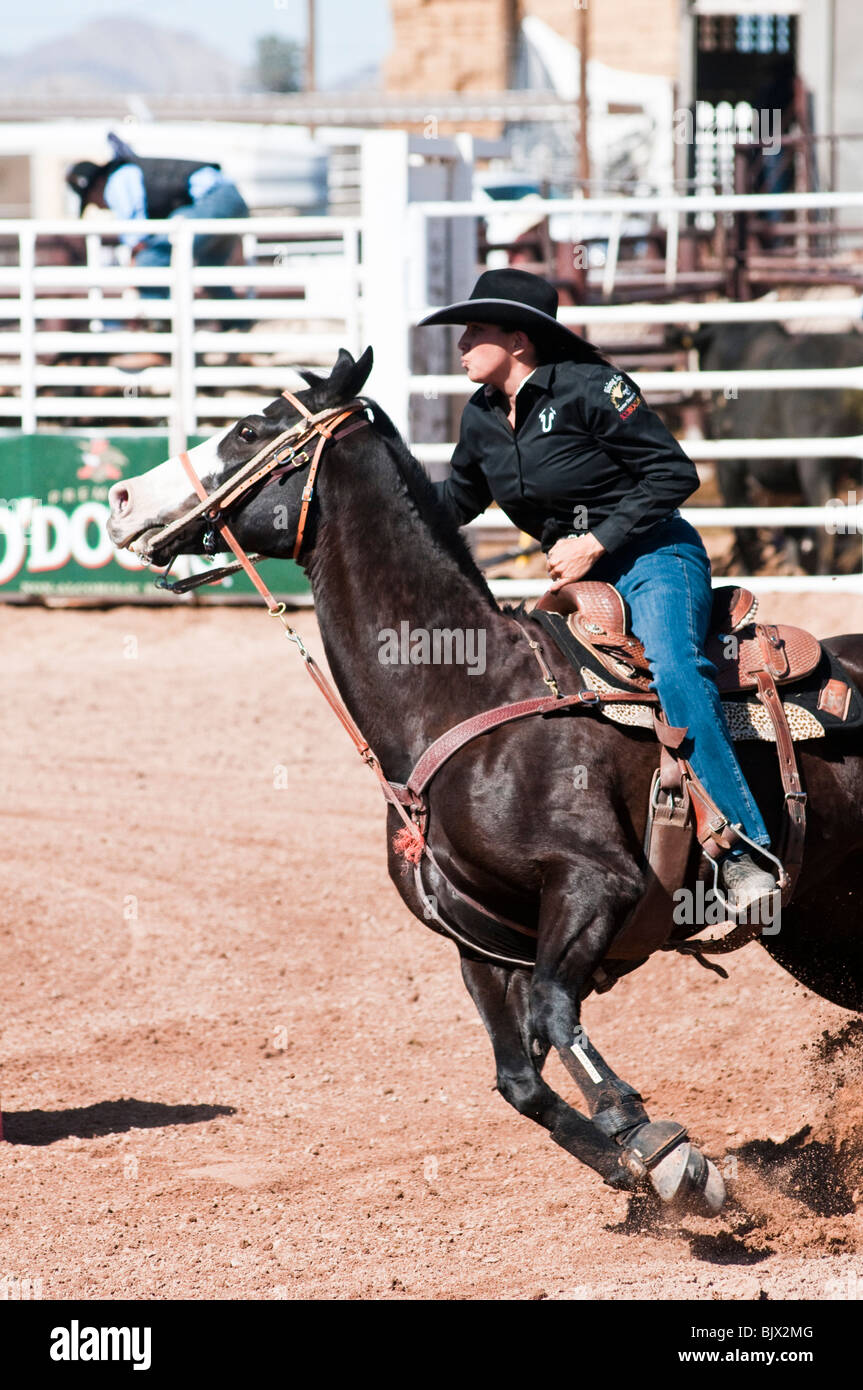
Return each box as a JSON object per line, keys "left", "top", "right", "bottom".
{"left": 588, "top": 513, "right": 770, "bottom": 851}
{"left": 134, "top": 181, "right": 249, "bottom": 301}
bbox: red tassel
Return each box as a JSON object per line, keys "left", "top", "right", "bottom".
{"left": 393, "top": 826, "right": 425, "bottom": 865}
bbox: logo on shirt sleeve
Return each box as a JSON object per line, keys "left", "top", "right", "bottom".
{"left": 603, "top": 373, "right": 641, "bottom": 419}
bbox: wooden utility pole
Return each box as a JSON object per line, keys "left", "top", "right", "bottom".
{"left": 306, "top": 0, "right": 316, "bottom": 137}
{"left": 306, "top": 0, "right": 316, "bottom": 92}
{"left": 576, "top": 1, "right": 590, "bottom": 193}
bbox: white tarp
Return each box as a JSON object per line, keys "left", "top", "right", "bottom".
{"left": 519, "top": 15, "right": 675, "bottom": 195}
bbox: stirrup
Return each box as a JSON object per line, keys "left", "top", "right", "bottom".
{"left": 708, "top": 824, "right": 787, "bottom": 918}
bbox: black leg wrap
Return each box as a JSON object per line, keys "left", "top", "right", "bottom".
{"left": 592, "top": 1094, "right": 650, "bottom": 1143}
{"left": 604, "top": 1163, "right": 640, "bottom": 1192}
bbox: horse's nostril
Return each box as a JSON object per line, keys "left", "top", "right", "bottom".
{"left": 109, "top": 484, "right": 130, "bottom": 515}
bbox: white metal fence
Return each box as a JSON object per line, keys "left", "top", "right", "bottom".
{"left": 2, "top": 165, "right": 863, "bottom": 594}
{"left": 406, "top": 187, "right": 863, "bottom": 594}
{"left": 0, "top": 215, "right": 361, "bottom": 451}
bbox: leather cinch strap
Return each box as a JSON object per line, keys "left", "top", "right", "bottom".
{"left": 751, "top": 668, "right": 806, "bottom": 900}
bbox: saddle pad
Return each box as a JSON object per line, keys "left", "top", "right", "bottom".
{"left": 529, "top": 607, "right": 863, "bottom": 743}
{"left": 580, "top": 665, "right": 825, "bottom": 741}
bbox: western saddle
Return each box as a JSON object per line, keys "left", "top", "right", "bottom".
{"left": 534, "top": 580, "right": 843, "bottom": 969}
{"left": 536, "top": 580, "right": 822, "bottom": 697}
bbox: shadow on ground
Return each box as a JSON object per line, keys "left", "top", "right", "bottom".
{"left": 686, "top": 1226, "right": 773, "bottom": 1266}
{"left": 2, "top": 1098, "right": 235, "bottom": 1145}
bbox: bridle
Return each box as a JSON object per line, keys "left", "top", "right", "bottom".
{"left": 148, "top": 390, "right": 370, "bottom": 596}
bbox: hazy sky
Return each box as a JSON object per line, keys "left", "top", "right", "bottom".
{"left": 0, "top": 0, "right": 393, "bottom": 86}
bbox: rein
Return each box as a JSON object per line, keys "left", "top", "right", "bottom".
{"left": 144, "top": 390, "right": 433, "bottom": 851}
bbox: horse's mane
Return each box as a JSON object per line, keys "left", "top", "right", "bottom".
{"left": 357, "top": 399, "right": 499, "bottom": 608}
{"left": 285, "top": 365, "right": 497, "bottom": 607}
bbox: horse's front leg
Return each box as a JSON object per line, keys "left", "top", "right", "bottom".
{"left": 530, "top": 859, "right": 726, "bottom": 1214}
{"left": 459, "top": 956, "right": 635, "bottom": 1192}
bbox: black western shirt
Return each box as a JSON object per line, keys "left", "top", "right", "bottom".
{"left": 434, "top": 359, "right": 700, "bottom": 555}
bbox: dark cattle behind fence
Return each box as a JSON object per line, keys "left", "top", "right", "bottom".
{"left": 692, "top": 321, "right": 863, "bottom": 574}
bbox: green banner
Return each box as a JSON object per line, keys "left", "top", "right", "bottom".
{"left": 0, "top": 435, "right": 310, "bottom": 600}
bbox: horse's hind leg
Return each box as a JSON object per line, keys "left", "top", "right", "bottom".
{"left": 554, "top": 1026, "right": 726, "bottom": 1213}
{"left": 462, "top": 955, "right": 724, "bottom": 1212}
{"left": 460, "top": 955, "right": 634, "bottom": 1191}
{"left": 527, "top": 869, "right": 726, "bottom": 1213}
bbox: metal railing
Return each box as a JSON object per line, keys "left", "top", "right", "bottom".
{"left": 407, "top": 189, "right": 863, "bottom": 592}
{"left": 2, "top": 185, "right": 863, "bottom": 595}
{"left": 0, "top": 215, "right": 361, "bottom": 450}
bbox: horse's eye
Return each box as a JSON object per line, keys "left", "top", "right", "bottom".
{"left": 239, "top": 424, "right": 257, "bottom": 443}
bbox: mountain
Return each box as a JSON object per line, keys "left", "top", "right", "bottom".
{"left": 2, "top": 16, "right": 244, "bottom": 95}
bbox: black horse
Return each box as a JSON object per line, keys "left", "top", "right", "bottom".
{"left": 107, "top": 348, "right": 863, "bottom": 1216}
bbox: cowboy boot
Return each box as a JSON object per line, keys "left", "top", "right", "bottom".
{"left": 719, "top": 851, "right": 779, "bottom": 915}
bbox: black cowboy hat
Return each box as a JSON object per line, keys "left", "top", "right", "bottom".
{"left": 65, "top": 160, "right": 109, "bottom": 211}
{"left": 417, "top": 267, "right": 604, "bottom": 362}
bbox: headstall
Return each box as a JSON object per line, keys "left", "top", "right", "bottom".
{"left": 150, "top": 390, "right": 369, "bottom": 596}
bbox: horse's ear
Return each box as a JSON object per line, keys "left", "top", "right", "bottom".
{"left": 300, "top": 347, "right": 373, "bottom": 405}
{"left": 299, "top": 347, "right": 355, "bottom": 394}
{"left": 328, "top": 345, "right": 373, "bottom": 399}
{"left": 344, "top": 345, "right": 373, "bottom": 396}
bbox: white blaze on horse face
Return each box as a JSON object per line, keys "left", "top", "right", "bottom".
{"left": 107, "top": 428, "right": 232, "bottom": 550}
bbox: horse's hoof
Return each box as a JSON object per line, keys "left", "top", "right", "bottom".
{"left": 650, "top": 1142, "right": 726, "bottom": 1215}
{"left": 698, "top": 1156, "right": 727, "bottom": 1214}
{"left": 621, "top": 1120, "right": 726, "bottom": 1215}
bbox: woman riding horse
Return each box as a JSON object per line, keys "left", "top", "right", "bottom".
{"left": 419, "top": 268, "right": 778, "bottom": 911}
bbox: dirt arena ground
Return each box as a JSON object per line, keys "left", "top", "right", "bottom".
{"left": 2, "top": 593, "right": 863, "bottom": 1301}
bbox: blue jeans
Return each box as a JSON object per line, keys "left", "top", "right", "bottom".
{"left": 135, "top": 181, "right": 249, "bottom": 300}
{"left": 589, "top": 514, "right": 770, "bottom": 849}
